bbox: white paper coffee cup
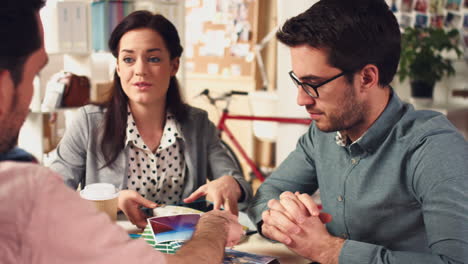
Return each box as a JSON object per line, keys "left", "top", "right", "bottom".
{"left": 80, "top": 183, "right": 119, "bottom": 221}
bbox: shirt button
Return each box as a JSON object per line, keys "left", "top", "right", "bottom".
{"left": 341, "top": 233, "right": 348, "bottom": 239}
{"left": 337, "top": 195, "right": 344, "bottom": 202}
{"left": 351, "top": 158, "right": 358, "bottom": 164}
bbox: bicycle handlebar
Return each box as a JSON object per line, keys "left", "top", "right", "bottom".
{"left": 198, "top": 89, "right": 248, "bottom": 105}
{"left": 230, "top": 90, "right": 248, "bottom": 95}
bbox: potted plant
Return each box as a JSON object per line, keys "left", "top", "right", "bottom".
{"left": 398, "top": 27, "right": 462, "bottom": 100}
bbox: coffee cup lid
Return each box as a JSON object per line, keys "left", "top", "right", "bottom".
{"left": 80, "top": 183, "right": 119, "bottom": 201}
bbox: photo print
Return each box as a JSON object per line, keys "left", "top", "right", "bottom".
{"left": 430, "top": 14, "right": 445, "bottom": 27}
{"left": 415, "top": 0, "right": 429, "bottom": 12}
{"left": 429, "top": 0, "right": 445, "bottom": 14}
{"left": 445, "top": 12, "right": 462, "bottom": 28}
{"left": 402, "top": 0, "right": 414, "bottom": 12}
{"left": 446, "top": 0, "right": 462, "bottom": 11}
{"left": 147, "top": 214, "right": 201, "bottom": 243}
{"left": 400, "top": 14, "right": 413, "bottom": 28}
{"left": 415, "top": 13, "right": 429, "bottom": 27}
{"left": 463, "top": 15, "right": 468, "bottom": 46}
{"left": 391, "top": 0, "right": 400, "bottom": 12}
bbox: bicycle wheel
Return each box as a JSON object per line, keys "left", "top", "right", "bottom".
{"left": 221, "top": 140, "right": 244, "bottom": 180}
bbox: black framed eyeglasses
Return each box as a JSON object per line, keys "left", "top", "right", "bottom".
{"left": 289, "top": 70, "right": 347, "bottom": 98}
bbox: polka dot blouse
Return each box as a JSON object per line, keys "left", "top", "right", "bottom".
{"left": 125, "top": 110, "right": 186, "bottom": 205}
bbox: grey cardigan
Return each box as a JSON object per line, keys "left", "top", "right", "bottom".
{"left": 50, "top": 105, "right": 252, "bottom": 204}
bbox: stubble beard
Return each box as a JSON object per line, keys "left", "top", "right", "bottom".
{"left": 0, "top": 96, "right": 28, "bottom": 153}
{"left": 0, "top": 133, "right": 19, "bottom": 154}
{"left": 315, "top": 85, "right": 366, "bottom": 134}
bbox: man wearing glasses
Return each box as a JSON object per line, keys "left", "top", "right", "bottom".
{"left": 248, "top": 0, "right": 468, "bottom": 263}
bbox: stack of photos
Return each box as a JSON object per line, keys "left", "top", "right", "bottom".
{"left": 147, "top": 214, "right": 201, "bottom": 243}
{"left": 388, "top": 0, "right": 468, "bottom": 47}
{"left": 223, "top": 249, "right": 279, "bottom": 264}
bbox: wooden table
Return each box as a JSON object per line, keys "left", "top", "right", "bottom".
{"left": 233, "top": 233, "right": 310, "bottom": 264}
{"left": 116, "top": 213, "right": 310, "bottom": 264}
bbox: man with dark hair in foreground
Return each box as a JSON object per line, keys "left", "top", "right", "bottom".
{"left": 0, "top": 1, "right": 242, "bottom": 263}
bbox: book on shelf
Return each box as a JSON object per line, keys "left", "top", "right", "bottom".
{"left": 91, "top": 0, "right": 133, "bottom": 52}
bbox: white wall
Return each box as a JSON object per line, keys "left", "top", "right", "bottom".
{"left": 275, "top": 0, "right": 318, "bottom": 164}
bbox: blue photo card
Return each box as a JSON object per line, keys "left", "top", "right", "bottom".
{"left": 147, "top": 214, "right": 201, "bottom": 243}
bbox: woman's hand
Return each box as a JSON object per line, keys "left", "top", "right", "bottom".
{"left": 118, "top": 190, "right": 157, "bottom": 228}
{"left": 183, "top": 175, "right": 241, "bottom": 215}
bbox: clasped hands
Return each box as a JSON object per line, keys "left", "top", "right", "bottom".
{"left": 261, "top": 191, "right": 344, "bottom": 263}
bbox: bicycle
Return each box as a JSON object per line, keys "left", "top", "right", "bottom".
{"left": 199, "top": 89, "right": 312, "bottom": 182}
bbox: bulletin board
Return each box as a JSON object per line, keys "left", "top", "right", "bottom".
{"left": 184, "top": 0, "right": 259, "bottom": 78}
{"left": 388, "top": 0, "right": 468, "bottom": 47}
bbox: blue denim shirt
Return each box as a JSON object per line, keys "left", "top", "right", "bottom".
{"left": 0, "top": 147, "right": 37, "bottom": 163}
{"left": 248, "top": 92, "right": 468, "bottom": 263}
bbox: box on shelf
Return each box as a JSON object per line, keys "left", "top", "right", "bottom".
{"left": 93, "top": 81, "right": 113, "bottom": 104}
{"left": 57, "top": 2, "right": 89, "bottom": 54}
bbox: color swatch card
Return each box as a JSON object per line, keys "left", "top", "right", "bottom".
{"left": 147, "top": 214, "right": 201, "bottom": 243}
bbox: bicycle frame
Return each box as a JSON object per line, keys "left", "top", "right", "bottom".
{"left": 217, "top": 109, "right": 312, "bottom": 182}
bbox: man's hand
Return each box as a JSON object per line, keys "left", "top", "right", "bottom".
{"left": 261, "top": 191, "right": 342, "bottom": 263}
{"left": 184, "top": 175, "right": 241, "bottom": 215}
{"left": 166, "top": 209, "right": 244, "bottom": 263}
{"left": 118, "top": 190, "right": 157, "bottom": 228}
{"left": 261, "top": 191, "right": 321, "bottom": 244}
{"left": 200, "top": 209, "right": 244, "bottom": 247}
{"left": 284, "top": 193, "right": 343, "bottom": 263}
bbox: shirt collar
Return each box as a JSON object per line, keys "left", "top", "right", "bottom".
{"left": 125, "top": 108, "right": 184, "bottom": 148}
{"left": 0, "top": 147, "right": 37, "bottom": 163}
{"left": 350, "top": 90, "right": 408, "bottom": 153}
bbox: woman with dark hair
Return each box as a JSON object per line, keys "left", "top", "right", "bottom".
{"left": 51, "top": 11, "right": 252, "bottom": 228}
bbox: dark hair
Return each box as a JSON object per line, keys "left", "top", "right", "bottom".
{"left": 0, "top": 0, "right": 46, "bottom": 86}
{"left": 276, "top": 0, "right": 401, "bottom": 87}
{"left": 100, "top": 10, "right": 188, "bottom": 168}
